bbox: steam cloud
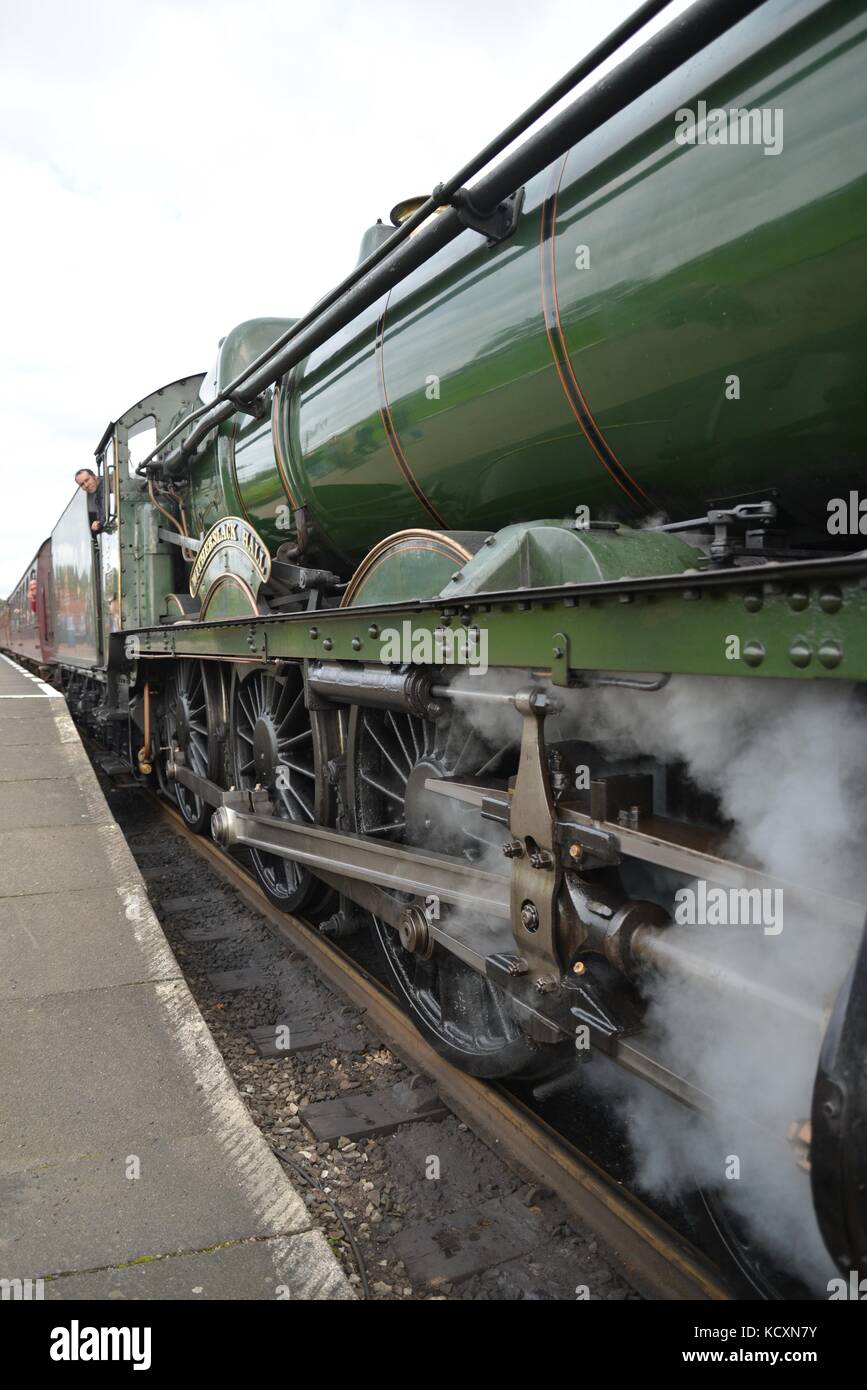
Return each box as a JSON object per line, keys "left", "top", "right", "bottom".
{"left": 449, "top": 670, "right": 866, "bottom": 1288}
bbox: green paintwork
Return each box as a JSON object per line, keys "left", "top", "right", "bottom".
{"left": 113, "top": 376, "right": 208, "bottom": 636}
{"left": 200, "top": 577, "right": 261, "bottom": 620}
{"left": 445, "top": 524, "right": 702, "bottom": 599}
{"left": 136, "top": 503, "right": 175, "bottom": 628}
{"left": 191, "top": 516, "right": 271, "bottom": 619}
{"left": 356, "top": 223, "right": 394, "bottom": 266}
{"left": 230, "top": 414, "right": 286, "bottom": 535}
{"left": 345, "top": 531, "right": 487, "bottom": 606}
{"left": 13, "top": 1, "right": 867, "bottom": 701}
{"left": 128, "top": 553, "right": 867, "bottom": 684}
{"left": 186, "top": 0, "right": 867, "bottom": 571}
{"left": 189, "top": 320, "right": 296, "bottom": 546}
{"left": 217, "top": 319, "right": 296, "bottom": 395}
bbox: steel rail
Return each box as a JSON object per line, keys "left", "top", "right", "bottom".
{"left": 149, "top": 791, "right": 732, "bottom": 1300}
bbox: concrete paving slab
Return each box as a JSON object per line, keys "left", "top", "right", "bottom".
{"left": 0, "top": 744, "right": 81, "bottom": 782}
{"left": 0, "top": 823, "right": 129, "bottom": 895}
{"left": 0, "top": 707, "right": 64, "bottom": 736}
{"left": 0, "top": 657, "right": 53, "bottom": 696}
{"left": 0, "top": 886, "right": 179, "bottom": 1001}
{"left": 0, "top": 983, "right": 231, "bottom": 1167}
{"left": 0, "top": 1133, "right": 310, "bottom": 1274}
{"left": 0, "top": 777, "right": 100, "bottom": 831}
{"left": 43, "top": 1232, "right": 353, "bottom": 1301}
{"left": 0, "top": 658, "right": 352, "bottom": 1299}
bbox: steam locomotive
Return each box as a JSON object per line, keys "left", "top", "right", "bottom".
{"left": 4, "top": 0, "right": 866, "bottom": 1287}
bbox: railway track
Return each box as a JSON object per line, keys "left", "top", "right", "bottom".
{"left": 140, "top": 787, "right": 732, "bottom": 1301}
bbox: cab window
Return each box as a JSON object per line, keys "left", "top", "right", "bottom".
{"left": 127, "top": 416, "right": 157, "bottom": 477}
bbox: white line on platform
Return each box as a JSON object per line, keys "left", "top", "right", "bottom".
{"left": 0, "top": 652, "right": 63, "bottom": 697}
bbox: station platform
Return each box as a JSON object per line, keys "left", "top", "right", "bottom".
{"left": 0, "top": 653, "right": 352, "bottom": 1300}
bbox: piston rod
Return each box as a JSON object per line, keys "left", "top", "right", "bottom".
{"left": 211, "top": 800, "right": 831, "bottom": 1034}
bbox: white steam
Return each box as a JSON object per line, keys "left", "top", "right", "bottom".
{"left": 449, "top": 671, "right": 867, "bottom": 1287}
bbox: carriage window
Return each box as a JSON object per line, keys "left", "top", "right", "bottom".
{"left": 127, "top": 416, "right": 158, "bottom": 477}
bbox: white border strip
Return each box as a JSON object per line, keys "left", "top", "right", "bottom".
{"left": 0, "top": 651, "right": 63, "bottom": 698}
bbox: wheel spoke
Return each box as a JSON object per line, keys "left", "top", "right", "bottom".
{"left": 440, "top": 714, "right": 461, "bottom": 765}
{"left": 407, "top": 714, "right": 422, "bottom": 761}
{"left": 279, "top": 758, "right": 315, "bottom": 778}
{"left": 159, "top": 662, "right": 213, "bottom": 830}
{"left": 239, "top": 686, "right": 256, "bottom": 727}
{"left": 278, "top": 688, "right": 305, "bottom": 732}
{"left": 363, "top": 715, "right": 409, "bottom": 785}
{"left": 361, "top": 770, "right": 405, "bottom": 805}
{"left": 278, "top": 728, "right": 313, "bottom": 748}
{"left": 386, "top": 710, "right": 415, "bottom": 771}
{"left": 229, "top": 668, "right": 324, "bottom": 909}
{"left": 282, "top": 781, "right": 315, "bottom": 821}
{"left": 264, "top": 675, "right": 277, "bottom": 719}
{"left": 476, "top": 741, "right": 513, "bottom": 778}
{"left": 452, "top": 726, "right": 481, "bottom": 776}
{"left": 352, "top": 700, "right": 549, "bottom": 1074}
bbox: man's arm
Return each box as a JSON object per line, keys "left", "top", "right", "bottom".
{"left": 90, "top": 482, "right": 105, "bottom": 534}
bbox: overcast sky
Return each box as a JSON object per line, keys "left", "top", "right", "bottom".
{"left": 0, "top": 0, "right": 692, "bottom": 593}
